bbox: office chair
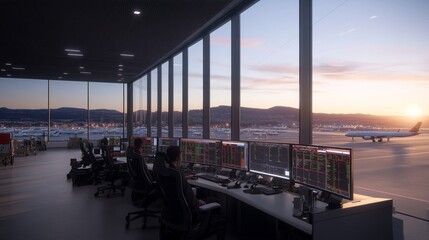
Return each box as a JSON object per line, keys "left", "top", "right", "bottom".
{"left": 125, "top": 153, "right": 161, "bottom": 229}
{"left": 153, "top": 152, "right": 225, "bottom": 240}
{"left": 94, "top": 149, "right": 128, "bottom": 198}
{"left": 87, "top": 142, "right": 105, "bottom": 184}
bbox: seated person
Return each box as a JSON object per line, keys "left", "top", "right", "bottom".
{"left": 126, "top": 137, "right": 143, "bottom": 158}
{"left": 166, "top": 146, "right": 206, "bottom": 208}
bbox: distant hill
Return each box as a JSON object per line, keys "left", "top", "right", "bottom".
{"left": 0, "top": 106, "right": 427, "bottom": 128}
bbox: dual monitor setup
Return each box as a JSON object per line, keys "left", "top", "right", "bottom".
{"left": 134, "top": 137, "right": 353, "bottom": 203}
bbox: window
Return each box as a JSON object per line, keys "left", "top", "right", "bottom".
{"left": 188, "top": 40, "right": 204, "bottom": 138}
{"left": 174, "top": 53, "right": 183, "bottom": 137}
{"left": 313, "top": 0, "right": 429, "bottom": 222}
{"left": 50, "top": 80, "right": 88, "bottom": 140}
{"left": 89, "top": 82, "right": 124, "bottom": 140}
{"left": 133, "top": 75, "right": 148, "bottom": 136}
{"left": 240, "top": 0, "right": 300, "bottom": 142}
{"left": 210, "top": 21, "right": 231, "bottom": 139}
{"left": 151, "top": 69, "right": 158, "bottom": 136}
{"left": 0, "top": 78, "right": 48, "bottom": 140}
{"left": 162, "top": 62, "right": 169, "bottom": 137}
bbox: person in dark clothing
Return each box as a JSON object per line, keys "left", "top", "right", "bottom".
{"left": 166, "top": 146, "right": 206, "bottom": 209}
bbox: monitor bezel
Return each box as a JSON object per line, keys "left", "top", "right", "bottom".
{"left": 291, "top": 144, "right": 353, "bottom": 200}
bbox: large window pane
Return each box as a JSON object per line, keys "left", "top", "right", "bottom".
{"left": 133, "top": 75, "right": 147, "bottom": 137}
{"left": 188, "top": 40, "right": 203, "bottom": 138}
{"left": 313, "top": 0, "right": 429, "bottom": 225}
{"left": 210, "top": 21, "right": 231, "bottom": 140}
{"left": 50, "top": 80, "right": 88, "bottom": 140}
{"left": 161, "top": 62, "right": 169, "bottom": 137}
{"left": 151, "top": 69, "right": 158, "bottom": 136}
{"left": 89, "top": 82, "right": 124, "bottom": 140}
{"left": 174, "top": 53, "right": 183, "bottom": 137}
{"left": 240, "top": 0, "right": 300, "bottom": 142}
{"left": 0, "top": 78, "right": 48, "bottom": 140}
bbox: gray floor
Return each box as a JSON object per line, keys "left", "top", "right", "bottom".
{"left": 0, "top": 148, "right": 160, "bottom": 240}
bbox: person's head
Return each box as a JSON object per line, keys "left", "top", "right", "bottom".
{"left": 134, "top": 138, "right": 143, "bottom": 151}
{"left": 166, "top": 146, "right": 181, "bottom": 167}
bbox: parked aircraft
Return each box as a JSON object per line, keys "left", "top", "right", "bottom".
{"left": 345, "top": 122, "right": 422, "bottom": 142}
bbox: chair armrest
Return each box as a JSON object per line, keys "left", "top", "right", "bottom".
{"left": 198, "top": 202, "right": 221, "bottom": 212}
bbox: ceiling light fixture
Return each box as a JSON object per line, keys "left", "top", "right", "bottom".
{"left": 118, "top": 73, "right": 122, "bottom": 76}
{"left": 133, "top": 10, "right": 141, "bottom": 15}
{"left": 58, "top": 76, "right": 63, "bottom": 79}
{"left": 67, "top": 53, "right": 84, "bottom": 57}
{"left": 79, "top": 66, "right": 84, "bottom": 69}
{"left": 12, "top": 67, "right": 25, "bottom": 70}
{"left": 6, "top": 74, "right": 11, "bottom": 77}
{"left": 5, "top": 63, "right": 12, "bottom": 66}
{"left": 80, "top": 71, "right": 91, "bottom": 74}
{"left": 120, "top": 53, "right": 134, "bottom": 57}
{"left": 0, "top": 69, "right": 5, "bottom": 72}
{"left": 63, "top": 72, "right": 68, "bottom": 75}
{"left": 118, "top": 68, "right": 123, "bottom": 71}
{"left": 64, "top": 49, "right": 81, "bottom": 52}
{"left": 118, "top": 64, "right": 123, "bottom": 67}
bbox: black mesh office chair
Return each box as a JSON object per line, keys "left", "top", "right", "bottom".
{"left": 125, "top": 153, "right": 161, "bottom": 229}
{"left": 153, "top": 152, "right": 225, "bottom": 240}
{"left": 94, "top": 149, "right": 128, "bottom": 198}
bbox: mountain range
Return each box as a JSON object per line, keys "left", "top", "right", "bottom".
{"left": 0, "top": 106, "right": 426, "bottom": 128}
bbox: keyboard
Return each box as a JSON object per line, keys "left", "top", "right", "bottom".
{"left": 243, "top": 187, "right": 282, "bottom": 195}
{"left": 198, "top": 174, "right": 230, "bottom": 184}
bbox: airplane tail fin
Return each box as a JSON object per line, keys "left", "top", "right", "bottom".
{"left": 409, "top": 122, "right": 422, "bottom": 133}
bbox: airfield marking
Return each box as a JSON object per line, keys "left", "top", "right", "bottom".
{"left": 355, "top": 186, "right": 429, "bottom": 204}
{"left": 355, "top": 152, "right": 429, "bottom": 161}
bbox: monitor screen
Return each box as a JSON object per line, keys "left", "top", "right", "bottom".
{"left": 248, "top": 141, "right": 290, "bottom": 179}
{"left": 291, "top": 144, "right": 353, "bottom": 200}
{"left": 93, "top": 148, "right": 101, "bottom": 155}
{"left": 180, "top": 138, "right": 222, "bottom": 166}
{"left": 158, "top": 137, "right": 180, "bottom": 153}
{"left": 113, "top": 146, "right": 121, "bottom": 152}
{"left": 221, "top": 141, "right": 248, "bottom": 171}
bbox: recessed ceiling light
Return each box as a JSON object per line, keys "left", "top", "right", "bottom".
{"left": 67, "top": 53, "right": 83, "bottom": 57}
{"left": 0, "top": 69, "right": 5, "bottom": 72}
{"left": 58, "top": 76, "right": 63, "bottom": 79}
{"left": 79, "top": 66, "right": 84, "bottom": 69}
{"left": 118, "top": 64, "right": 123, "bottom": 67}
{"left": 5, "top": 63, "right": 12, "bottom": 66}
{"left": 117, "top": 79, "right": 123, "bottom": 82}
{"left": 6, "top": 74, "right": 11, "bottom": 77}
{"left": 12, "top": 67, "right": 25, "bottom": 70}
{"left": 118, "top": 73, "right": 123, "bottom": 76}
{"left": 133, "top": 10, "right": 141, "bottom": 15}
{"left": 118, "top": 68, "right": 123, "bottom": 71}
{"left": 63, "top": 72, "right": 68, "bottom": 75}
{"left": 80, "top": 71, "right": 91, "bottom": 74}
{"left": 64, "top": 49, "right": 81, "bottom": 52}
{"left": 120, "top": 53, "right": 134, "bottom": 57}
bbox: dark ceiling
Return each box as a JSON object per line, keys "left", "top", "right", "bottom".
{"left": 0, "top": 0, "right": 251, "bottom": 84}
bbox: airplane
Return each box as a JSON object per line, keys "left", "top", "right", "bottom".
{"left": 345, "top": 122, "right": 422, "bottom": 142}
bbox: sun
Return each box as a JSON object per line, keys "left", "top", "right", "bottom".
{"left": 405, "top": 106, "right": 422, "bottom": 118}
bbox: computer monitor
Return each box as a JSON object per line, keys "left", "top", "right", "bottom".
{"left": 157, "top": 137, "right": 180, "bottom": 153}
{"left": 291, "top": 144, "right": 353, "bottom": 200}
{"left": 248, "top": 141, "right": 290, "bottom": 179}
{"left": 180, "top": 138, "right": 222, "bottom": 166}
{"left": 221, "top": 141, "right": 248, "bottom": 171}
{"left": 93, "top": 147, "right": 101, "bottom": 156}
{"left": 112, "top": 146, "right": 121, "bottom": 152}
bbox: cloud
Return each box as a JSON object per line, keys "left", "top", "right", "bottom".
{"left": 211, "top": 36, "right": 230, "bottom": 46}
{"left": 251, "top": 64, "right": 299, "bottom": 75}
{"left": 241, "top": 38, "right": 263, "bottom": 48}
{"left": 369, "top": 15, "right": 378, "bottom": 20}
{"left": 241, "top": 75, "right": 298, "bottom": 91}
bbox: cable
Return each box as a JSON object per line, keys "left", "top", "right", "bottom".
{"left": 395, "top": 211, "right": 429, "bottom": 222}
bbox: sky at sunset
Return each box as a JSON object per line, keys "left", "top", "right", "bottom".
{"left": 1, "top": 0, "right": 428, "bottom": 118}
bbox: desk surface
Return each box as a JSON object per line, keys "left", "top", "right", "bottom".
{"left": 147, "top": 163, "right": 392, "bottom": 237}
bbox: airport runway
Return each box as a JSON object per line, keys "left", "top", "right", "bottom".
{"left": 314, "top": 132, "right": 429, "bottom": 221}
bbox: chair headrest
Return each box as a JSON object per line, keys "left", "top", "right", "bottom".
{"left": 153, "top": 152, "right": 169, "bottom": 174}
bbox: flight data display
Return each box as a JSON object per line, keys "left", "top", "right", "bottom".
{"left": 291, "top": 144, "right": 353, "bottom": 199}
{"left": 138, "top": 137, "right": 156, "bottom": 155}
{"left": 221, "top": 141, "right": 248, "bottom": 171}
{"left": 180, "top": 138, "right": 222, "bottom": 166}
{"left": 249, "top": 142, "right": 290, "bottom": 179}
{"left": 157, "top": 138, "right": 180, "bottom": 153}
